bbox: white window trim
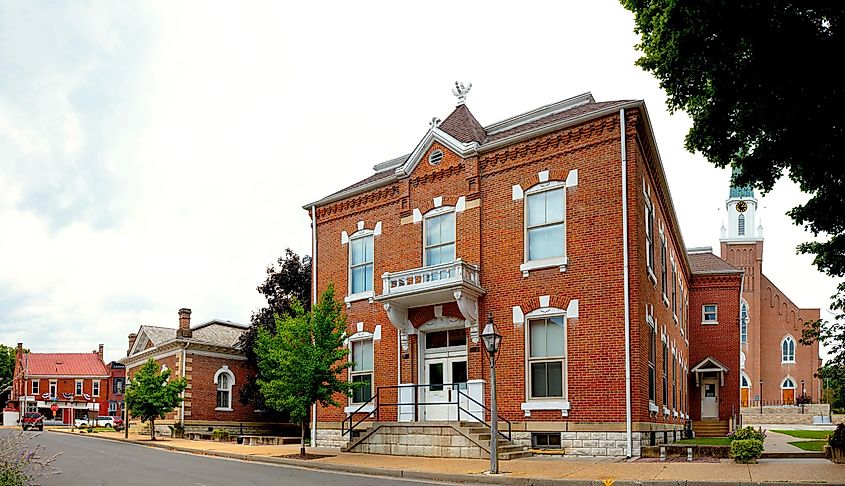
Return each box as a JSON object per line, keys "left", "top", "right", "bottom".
{"left": 702, "top": 304, "right": 718, "bottom": 324}
{"left": 522, "top": 181, "right": 567, "bottom": 276}
{"left": 781, "top": 335, "right": 796, "bottom": 363}
{"left": 644, "top": 195, "right": 656, "bottom": 281}
{"left": 781, "top": 376, "right": 796, "bottom": 390}
{"left": 92, "top": 380, "right": 100, "bottom": 397}
{"left": 422, "top": 206, "right": 457, "bottom": 267}
{"left": 349, "top": 335, "right": 374, "bottom": 406}
{"left": 75, "top": 379, "right": 83, "bottom": 396}
{"left": 740, "top": 300, "right": 749, "bottom": 344}
{"left": 348, "top": 229, "right": 375, "bottom": 299}
{"left": 31, "top": 380, "right": 39, "bottom": 395}
{"left": 214, "top": 366, "right": 235, "bottom": 411}
{"left": 525, "top": 312, "right": 567, "bottom": 403}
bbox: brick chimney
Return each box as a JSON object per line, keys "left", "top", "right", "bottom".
{"left": 127, "top": 333, "right": 137, "bottom": 357}
{"left": 176, "top": 308, "right": 192, "bottom": 338}
{"left": 96, "top": 344, "right": 104, "bottom": 360}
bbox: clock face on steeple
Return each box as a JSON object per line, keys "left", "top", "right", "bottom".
{"left": 736, "top": 201, "right": 748, "bottom": 213}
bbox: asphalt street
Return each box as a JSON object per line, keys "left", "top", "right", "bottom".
{"left": 4, "top": 430, "right": 462, "bottom": 486}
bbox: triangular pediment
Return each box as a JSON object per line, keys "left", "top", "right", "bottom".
{"left": 394, "top": 126, "right": 478, "bottom": 178}
{"left": 691, "top": 356, "right": 729, "bottom": 373}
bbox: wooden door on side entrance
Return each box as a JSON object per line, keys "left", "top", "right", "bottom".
{"left": 782, "top": 388, "right": 795, "bottom": 404}
{"left": 740, "top": 388, "right": 749, "bottom": 407}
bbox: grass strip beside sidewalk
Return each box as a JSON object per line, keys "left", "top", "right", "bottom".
{"left": 769, "top": 429, "right": 831, "bottom": 440}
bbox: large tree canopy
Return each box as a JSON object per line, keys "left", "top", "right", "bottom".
{"left": 125, "top": 359, "right": 187, "bottom": 440}
{"left": 622, "top": 0, "right": 845, "bottom": 274}
{"left": 238, "top": 248, "right": 311, "bottom": 409}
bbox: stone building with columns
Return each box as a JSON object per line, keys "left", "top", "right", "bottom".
{"left": 302, "top": 87, "right": 753, "bottom": 457}
{"left": 122, "top": 308, "right": 273, "bottom": 435}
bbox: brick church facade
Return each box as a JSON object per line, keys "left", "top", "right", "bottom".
{"left": 718, "top": 182, "right": 822, "bottom": 407}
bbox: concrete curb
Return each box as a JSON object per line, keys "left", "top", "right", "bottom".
{"left": 48, "top": 430, "right": 845, "bottom": 486}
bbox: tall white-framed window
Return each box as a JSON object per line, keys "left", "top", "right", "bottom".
{"left": 49, "top": 380, "right": 57, "bottom": 399}
{"left": 702, "top": 304, "right": 718, "bottom": 324}
{"left": 92, "top": 380, "right": 100, "bottom": 397}
{"left": 350, "top": 338, "right": 374, "bottom": 404}
{"left": 423, "top": 209, "right": 456, "bottom": 266}
{"left": 645, "top": 199, "right": 655, "bottom": 277}
{"left": 740, "top": 300, "right": 749, "bottom": 344}
{"left": 672, "top": 354, "right": 677, "bottom": 409}
{"left": 31, "top": 380, "right": 39, "bottom": 395}
{"left": 738, "top": 213, "right": 746, "bottom": 236}
{"left": 214, "top": 366, "right": 235, "bottom": 411}
{"left": 525, "top": 184, "right": 565, "bottom": 263}
{"left": 527, "top": 316, "right": 566, "bottom": 399}
{"left": 671, "top": 263, "right": 677, "bottom": 319}
{"left": 662, "top": 340, "right": 668, "bottom": 406}
{"left": 349, "top": 232, "right": 374, "bottom": 295}
{"left": 781, "top": 335, "right": 796, "bottom": 363}
{"left": 648, "top": 323, "right": 656, "bottom": 403}
{"left": 660, "top": 238, "right": 668, "bottom": 301}
{"left": 108, "top": 401, "right": 117, "bottom": 415}
{"left": 75, "top": 380, "right": 83, "bottom": 396}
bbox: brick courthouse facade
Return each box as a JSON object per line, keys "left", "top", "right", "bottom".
{"left": 303, "top": 89, "right": 815, "bottom": 457}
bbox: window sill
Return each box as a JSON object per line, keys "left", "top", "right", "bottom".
{"left": 215, "top": 407, "right": 233, "bottom": 412}
{"left": 648, "top": 402, "right": 659, "bottom": 413}
{"left": 521, "top": 400, "right": 570, "bottom": 417}
{"left": 781, "top": 360, "right": 796, "bottom": 364}
{"left": 701, "top": 320, "right": 719, "bottom": 326}
{"left": 344, "top": 290, "right": 374, "bottom": 306}
{"left": 520, "top": 257, "right": 568, "bottom": 277}
{"left": 673, "top": 410, "right": 679, "bottom": 418}
{"left": 345, "top": 404, "right": 375, "bottom": 415}
{"left": 663, "top": 406, "right": 671, "bottom": 416}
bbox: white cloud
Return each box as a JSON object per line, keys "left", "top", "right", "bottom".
{"left": 0, "top": 0, "right": 837, "bottom": 362}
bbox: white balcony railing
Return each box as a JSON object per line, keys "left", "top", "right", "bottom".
{"left": 381, "top": 259, "right": 480, "bottom": 296}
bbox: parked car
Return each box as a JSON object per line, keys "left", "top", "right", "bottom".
{"left": 75, "top": 416, "right": 117, "bottom": 428}
{"left": 21, "top": 412, "right": 44, "bottom": 431}
{"left": 112, "top": 417, "right": 125, "bottom": 431}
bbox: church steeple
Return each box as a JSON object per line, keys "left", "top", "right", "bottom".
{"left": 722, "top": 167, "right": 761, "bottom": 241}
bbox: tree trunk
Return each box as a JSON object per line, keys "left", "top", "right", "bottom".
{"left": 300, "top": 421, "right": 306, "bottom": 456}
{"left": 150, "top": 418, "right": 156, "bottom": 441}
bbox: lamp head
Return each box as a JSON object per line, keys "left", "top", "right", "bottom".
{"left": 480, "top": 312, "right": 502, "bottom": 354}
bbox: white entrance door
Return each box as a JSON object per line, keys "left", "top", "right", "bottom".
{"left": 424, "top": 357, "right": 468, "bottom": 421}
{"left": 701, "top": 379, "right": 719, "bottom": 419}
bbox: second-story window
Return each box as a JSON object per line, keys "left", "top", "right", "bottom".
{"left": 782, "top": 335, "right": 796, "bottom": 363}
{"left": 92, "top": 380, "right": 100, "bottom": 397}
{"left": 702, "top": 304, "right": 718, "bottom": 324}
{"left": 75, "top": 380, "right": 83, "bottom": 395}
{"left": 424, "top": 211, "right": 455, "bottom": 266}
{"left": 740, "top": 301, "right": 749, "bottom": 344}
{"left": 660, "top": 238, "right": 668, "bottom": 300}
{"left": 645, "top": 200, "right": 655, "bottom": 275}
{"left": 31, "top": 380, "right": 39, "bottom": 395}
{"left": 526, "top": 187, "right": 565, "bottom": 262}
{"left": 349, "top": 233, "right": 374, "bottom": 294}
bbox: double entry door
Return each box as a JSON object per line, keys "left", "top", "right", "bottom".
{"left": 424, "top": 356, "right": 468, "bottom": 421}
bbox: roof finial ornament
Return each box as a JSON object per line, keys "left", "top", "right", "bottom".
{"left": 452, "top": 81, "right": 472, "bottom": 105}
{"left": 430, "top": 117, "right": 441, "bottom": 128}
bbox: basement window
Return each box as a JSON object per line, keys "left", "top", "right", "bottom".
{"left": 532, "top": 433, "right": 562, "bottom": 449}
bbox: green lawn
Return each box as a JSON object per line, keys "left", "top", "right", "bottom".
{"left": 770, "top": 429, "right": 831, "bottom": 440}
{"left": 674, "top": 437, "right": 731, "bottom": 446}
{"left": 788, "top": 440, "right": 827, "bottom": 452}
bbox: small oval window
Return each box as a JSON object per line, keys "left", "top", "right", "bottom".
{"left": 429, "top": 150, "right": 444, "bottom": 165}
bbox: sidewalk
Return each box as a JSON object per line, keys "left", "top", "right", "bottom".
{"left": 51, "top": 429, "right": 845, "bottom": 485}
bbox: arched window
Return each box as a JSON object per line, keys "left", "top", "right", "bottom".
{"left": 741, "top": 374, "right": 750, "bottom": 387}
{"left": 214, "top": 366, "right": 235, "bottom": 411}
{"left": 781, "top": 377, "right": 796, "bottom": 404}
{"left": 423, "top": 208, "right": 456, "bottom": 266}
{"left": 740, "top": 301, "right": 748, "bottom": 344}
{"left": 782, "top": 377, "right": 795, "bottom": 389}
{"left": 738, "top": 213, "right": 746, "bottom": 236}
{"left": 781, "top": 336, "right": 796, "bottom": 363}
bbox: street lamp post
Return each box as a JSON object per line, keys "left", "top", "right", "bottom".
{"left": 759, "top": 380, "right": 763, "bottom": 414}
{"left": 801, "top": 380, "right": 806, "bottom": 413}
{"left": 480, "top": 313, "right": 502, "bottom": 475}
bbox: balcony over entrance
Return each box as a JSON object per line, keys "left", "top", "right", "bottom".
{"left": 375, "top": 259, "right": 485, "bottom": 346}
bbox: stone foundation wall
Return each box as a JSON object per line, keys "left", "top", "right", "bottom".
{"left": 315, "top": 428, "right": 345, "bottom": 449}
{"left": 511, "top": 429, "right": 681, "bottom": 457}
{"left": 349, "top": 425, "right": 485, "bottom": 458}
{"left": 741, "top": 403, "right": 832, "bottom": 424}
{"left": 183, "top": 423, "right": 278, "bottom": 436}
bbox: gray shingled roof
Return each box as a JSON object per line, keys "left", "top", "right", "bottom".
{"left": 136, "top": 321, "right": 247, "bottom": 351}
{"left": 140, "top": 325, "right": 176, "bottom": 346}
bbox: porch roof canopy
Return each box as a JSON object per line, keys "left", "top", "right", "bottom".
{"left": 691, "top": 356, "right": 729, "bottom": 386}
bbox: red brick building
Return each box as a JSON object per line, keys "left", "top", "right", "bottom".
{"left": 303, "top": 89, "right": 745, "bottom": 457}
{"left": 11, "top": 343, "right": 110, "bottom": 425}
{"left": 106, "top": 361, "right": 125, "bottom": 418}
{"left": 122, "top": 308, "right": 273, "bottom": 435}
{"left": 718, "top": 182, "right": 822, "bottom": 407}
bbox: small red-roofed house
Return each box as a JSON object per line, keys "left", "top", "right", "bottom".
{"left": 11, "top": 343, "right": 110, "bottom": 425}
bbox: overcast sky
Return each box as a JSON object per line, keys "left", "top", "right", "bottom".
{"left": 0, "top": 0, "right": 837, "bottom": 363}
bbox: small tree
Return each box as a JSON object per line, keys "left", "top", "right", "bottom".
{"left": 125, "top": 359, "right": 187, "bottom": 441}
{"left": 254, "top": 284, "right": 358, "bottom": 456}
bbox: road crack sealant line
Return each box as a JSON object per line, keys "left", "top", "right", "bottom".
{"left": 47, "top": 431, "right": 845, "bottom": 486}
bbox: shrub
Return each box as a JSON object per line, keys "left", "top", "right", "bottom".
{"left": 730, "top": 426, "right": 765, "bottom": 442}
{"left": 829, "top": 423, "right": 845, "bottom": 449}
{"left": 731, "top": 439, "right": 764, "bottom": 463}
{"left": 0, "top": 430, "right": 60, "bottom": 485}
{"left": 796, "top": 394, "right": 812, "bottom": 405}
{"left": 211, "top": 429, "right": 230, "bottom": 442}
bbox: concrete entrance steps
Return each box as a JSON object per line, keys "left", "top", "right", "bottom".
{"left": 341, "top": 421, "right": 531, "bottom": 460}
{"left": 692, "top": 420, "right": 729, "bottom": 437}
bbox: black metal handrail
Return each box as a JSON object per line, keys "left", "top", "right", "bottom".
{"left": 340, "top": 383, "right": 512, "bottom": 441}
